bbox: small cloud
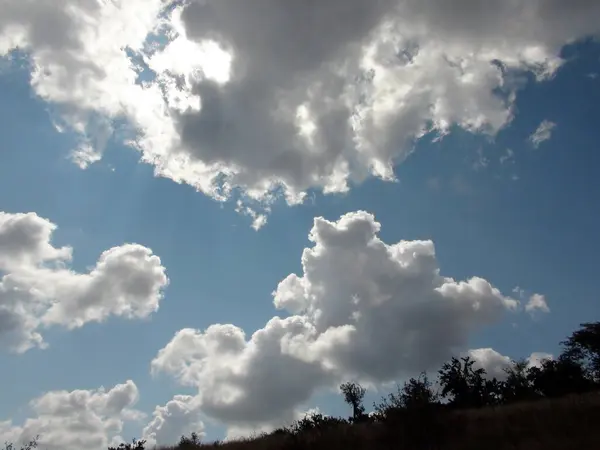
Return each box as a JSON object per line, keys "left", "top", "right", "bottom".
{"left": 472, "top": 147, "right": 489, "bottom": 171}
{"left": 514, "top": 288, "right": 550, "bottom": 317}
{"left": 529, "top": 120, "right": 556, "bottom": 149}
{"left": 527, "top": 352, "right": 554, "bottom": 368}
{"left": 499, "top": 148, "right": 515, "bottom": 165}
{"left": 512, "top": 286, "right": 525, "bottom": 298}
{"left": 235, "top": 201, "right": 269, "bottom": 231}
{"left": 251, "top": 215, "right": 268, "bottom": 231}
{"left": 70, "top": 144, "right": 102, "bottom": 169}
{"left": 525, "top": 293, "right": 550, "bottom": 316}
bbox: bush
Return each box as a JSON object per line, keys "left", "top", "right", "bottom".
{"left": 3, "top": 436, "right": 38, "bottom": 450}
{"left": 374, "top": 372, "right": 439, "bottom": 419}
{"left": 179, "top": 432, "right": 203, "bottom": 448}
{"left": 108, "top": 438, "right": 146, "bottom": 450}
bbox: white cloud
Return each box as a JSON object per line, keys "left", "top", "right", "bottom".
{"left": 512, "top": 288, "right": 550, "bottom": 317}
{"left": 0, "top": 0, "right": 166, "bottom": 151}
{"left": 472, "top": 147, "right": 490, "bottom": 171}
{"left": 0, "top": 212, "right": 168, "bottom": 353}
{"left": 527, "top": 351, "right": 554, "bottom": 368}
{"left": 0, "top": 212, "right": 72, "bottom": 271}
{"left": 2, "top": 380, "right": 143, "bottom": 450}
{"left": 142, "top": 395, "right": 205, "bottom": 447}
{"left": 1, "top": 1, "right": 599, "bottom": 222}
{"left": 152, "top": 211, "right": 521, "bottom": 429}
{"left": 223, "top": 407, "right": 315, "bottom": 442}
{"left": 467, "top": 348, "right": 554, "bottom": 379}
{"left": 0, "top": 420, "right": 22, "bottom": 446}
{"left": 235, "top": 201, "right": 269, "bottom": 231}
{"left": 529, "top": 120, "right": 557, "bottom": 148}
{"left": 467, "top": 348, "right": 513, "bottom": 380}
{"left": 525, "top": 293, "right": 550, "bottom": 315}
{"left": 69, "top": 116, "right": 114, "bottom": 169}
{"left": 499, "top": 148, "right": 515, "bottom": 165}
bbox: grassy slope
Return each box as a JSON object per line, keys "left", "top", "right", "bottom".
{"left": 160, "top": 391, "right": 600, "bottom": 450}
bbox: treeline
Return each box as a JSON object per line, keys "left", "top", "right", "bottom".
{"left": 5, "top": 322, "right": 600, "bottom": 450}
{"left": 178, "top": 321, "right": 600, "bottom": 448}
{"left": 98, "top": 320, "right": 600, "bottom": 448}
{"left": 258, "top": 320, "right": 600, "bottom": 449}
{"left": 300, "top": 321, "right": 600, "bottom": 424}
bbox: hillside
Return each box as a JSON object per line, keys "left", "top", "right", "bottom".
{"left": 157, "top": 392, "right": 600, "bottom": 450}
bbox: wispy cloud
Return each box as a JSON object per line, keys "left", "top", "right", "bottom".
{"left": 499, "top": 148, "right": 515, "bottom": 165}
{"left": 472, "top": 147, "right": 490, "bottom": 171}
{"left": 529, "top": 120, "right": 557, "bottom": 149}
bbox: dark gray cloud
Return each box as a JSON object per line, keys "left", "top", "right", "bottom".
{"left": 2, "top": 1, "right": 599, "bottom": 220}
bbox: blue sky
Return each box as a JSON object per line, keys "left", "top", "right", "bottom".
{"left": 1, "top": 2, "right": 600, "bottom": 448}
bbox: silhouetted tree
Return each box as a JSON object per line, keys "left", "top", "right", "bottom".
{"left": 340, "top": 381, "right": 366, "bottom": 420}
{"left": 483, "top": 376, "right": 505, "bottom": 406}
{"left": 179, "top": 431, "right": 202, "bottom": 448}
{"left": 528, "top": 357, "right": 594, "bottom": 398}
{"left": 502, "top": 359, "right": 538, "bottom": 403}
{"left": 561, "top": 321, "right": 600, "bottom": 382}
{"left": 374, "top": 372, "right": 439, "bottom": 419}
{"left": 288, "top": 412, "right": 346, "bottom": 435}
{"left": 438, "top": 356, "right": 501, "bottom": 408}
{"left": 400, "top": 372, "right": 439, "bottom": 409}
{"left": 108, "top": 438, "right": 145, "bottom": 450}
{"left": 374, "top": 373, "right": 448, "bottom": 449}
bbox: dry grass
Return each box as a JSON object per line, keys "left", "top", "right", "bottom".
{"left": 159, "top": 391, "right": 600, "bottom": 450}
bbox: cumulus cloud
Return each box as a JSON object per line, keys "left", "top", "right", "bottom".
{"left": 142, "top": 395, "right": 205, "bottom": 447}
{"left": 152, "top": 211, "right": 522, "bottom": 429}
{"left": 1, "top": 1, "right": 599, "bottom": 221}
{"left": 529, "top": 120, "right": 557, "bottom": 148}
{"left": 525, "top": 293, "right": 550, "bottom": 315}
{"left": 512, "top": 288, "right": 549, "bottom": 318}
{"left": 467, "top": 348, "right": 554, "bottom": 379}
{"left": 0, "top": 212, "right": 71, "bottom": 270}
{"left": 2, "top": 380, "right": 143, "bottom": 450}
{"left": 467, "top": 348, "right": 513, "bottom": 380}
{"left": 527, "top": 351, "right": 554, "bottom": 368}
{"left": 222, "top": 407, "right": 319, "bottom": 442}
{"left": 0, "top": 212, "right": 168, "bottom": 353}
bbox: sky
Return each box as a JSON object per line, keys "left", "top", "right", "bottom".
{"left": 1, "top": 1, "right": 600, "bottom": 448}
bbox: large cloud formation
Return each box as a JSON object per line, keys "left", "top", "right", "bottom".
{"left": 152, "top": 211, "right": 522, "bottom": 429}
{"left": 1, "top": 380, "right": 143, "bottom": 450}
{"left": 1, "top": 1, "right": 599, "bottom": 222}
{"left": 0, "top": 212, "right": 168, "bottom": 353}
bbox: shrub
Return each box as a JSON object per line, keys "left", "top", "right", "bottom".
{"left": 108, "top": 438, "right": 146, "bottom": 450}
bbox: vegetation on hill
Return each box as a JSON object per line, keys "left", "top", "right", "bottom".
{"left": 5, "top": 321, "right": 600, "bottom": 450}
